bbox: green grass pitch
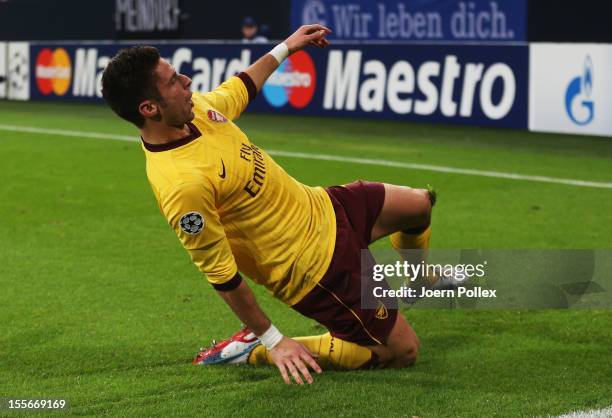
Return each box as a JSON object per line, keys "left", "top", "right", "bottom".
{"left": 0, "top": 101, "right": 611, "bottom": 417}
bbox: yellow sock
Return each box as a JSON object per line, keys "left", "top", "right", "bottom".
{"left": 247, "top": 333, "right": 376, "bottom": 370}
{"left": 390, "top": 226, "right": 437, "bottom": 286}
{"left": 389, "top": 226, "right": 431, "bottom": 251}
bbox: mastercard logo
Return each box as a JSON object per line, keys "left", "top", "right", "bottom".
{"left": 262, "top": 50, "right": 316, "bottom": 109}
{"left": 35, "top": 48, "right": 72, "bottom": 96}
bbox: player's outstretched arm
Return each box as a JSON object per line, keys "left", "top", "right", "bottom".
{"left": 243, "top": 24, "right": 331, "bottom": 92}
{"left": 216, "top": 279, "right": 322, "bottom": 384}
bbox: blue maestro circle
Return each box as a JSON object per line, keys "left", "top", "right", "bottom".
{"left": 262, "top": 60, "right": 290, "bottom": 108}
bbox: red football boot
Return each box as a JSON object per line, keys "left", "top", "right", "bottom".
{"left": 193, "top": 326, "right": 261, "bottom": 365}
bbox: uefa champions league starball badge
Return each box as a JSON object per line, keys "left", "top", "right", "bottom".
{"left": 180, "top": 212, "right": 205, "bottom": 235}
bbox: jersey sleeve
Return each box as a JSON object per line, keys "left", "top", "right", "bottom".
{"left": 199, "top": 72, "right": 257, "bottom": 121}
{"left": 160, "top": 182, "right": 238, "bottom": 285}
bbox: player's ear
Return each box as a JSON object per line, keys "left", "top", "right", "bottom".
{"left": 139, "top": 100, "right": 159, "bottom": 119}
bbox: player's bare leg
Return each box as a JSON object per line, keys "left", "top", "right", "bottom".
{"left": 374, "top": 182, "right": 467, "bottom": 297}
{"left": 367, "top": 183, "right": 431, "bottom": 367}
{"left": 371, "top": 183, "right": 433, "bottom": 243}
{"left": 367, "top": 315, "right": 420, "bottom": 368}
{"left": 367, "top": 183, "right": 467, "bottom": 367}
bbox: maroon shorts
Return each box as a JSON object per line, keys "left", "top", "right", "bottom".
{"left": 292, "top": 180, "right": 398, "bottom": 346}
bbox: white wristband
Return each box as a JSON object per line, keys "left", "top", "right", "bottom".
{"left": 269, "top": 42, "right": 289, "bottom": 64}
{"left": 258, "top": 324, "right": 284, "bottom": 350}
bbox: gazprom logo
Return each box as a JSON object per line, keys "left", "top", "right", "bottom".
{"left": 302, "top": 0, "right": 327, "bottom": 26}
{"left": 565, "top": 56, "right": 594, "bottom": 126}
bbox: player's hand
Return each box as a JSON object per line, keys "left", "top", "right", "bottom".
{"left": 269, "top": 336, "right": 322, "bottom": 385}
{"left": 284, "top": 24, "right": 332, "bottom": 54}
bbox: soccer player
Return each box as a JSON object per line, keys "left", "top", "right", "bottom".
{"left": 101, "top": 25, "right": 440, "bottom": 385}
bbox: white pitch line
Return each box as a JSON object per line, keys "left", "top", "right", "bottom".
{"left": 269, "top": 150, "right": 612, "bottom": 189}
{"left": 0, "top": 124, "right": 136, "bottom": 142}
{"left": 553, "top": 406, "right": 612, "bottom": 418}
{"left": 1, "top": 123, "right": 612, "bottom": 190}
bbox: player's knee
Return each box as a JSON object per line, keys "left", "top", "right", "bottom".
{"left": 390, "top": 335, "right": 420, "bottom": 368}
{"left": 402, "top": 337, "right": 420, "bottom": 367}
{"left": 406, "top": 188, "right": 432, "bottom": 228}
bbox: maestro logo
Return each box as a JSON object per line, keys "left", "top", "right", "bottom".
{"left": 35, "top": 48, "right": 72, "bottom": 96}
{"left": 262, "top": 50, "right": 316, "bottom": 109}
{"left": 565, "top": 55, "right": 594, "bottom": 126}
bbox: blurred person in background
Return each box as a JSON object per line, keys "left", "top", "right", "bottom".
{"left": 241, "top": 16, "right": 268, "bottom": 43}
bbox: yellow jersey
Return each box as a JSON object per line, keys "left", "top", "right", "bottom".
{"left": 142, "top": 73, "right": 336, "bottom": 305}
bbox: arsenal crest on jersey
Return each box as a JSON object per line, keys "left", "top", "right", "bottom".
{"left": 207, "top": 110, "right": 228, "bottom": 123}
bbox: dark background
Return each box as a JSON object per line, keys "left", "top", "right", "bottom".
{"left": 0, "top": 0, "right": 291, "bottom": 41}
{"left": 0, "top": 0, "right": 609, "bottom": 42}
{"left": 527, "top": 0, "right": 612, "bottom": 42}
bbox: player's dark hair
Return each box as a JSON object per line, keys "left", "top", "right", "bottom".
{"left": 101, "top": 46, "right": 162, "bottom": 128}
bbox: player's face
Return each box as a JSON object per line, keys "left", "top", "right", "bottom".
{"left": 154, "top": 58, "right": 194, "bottom": 127}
